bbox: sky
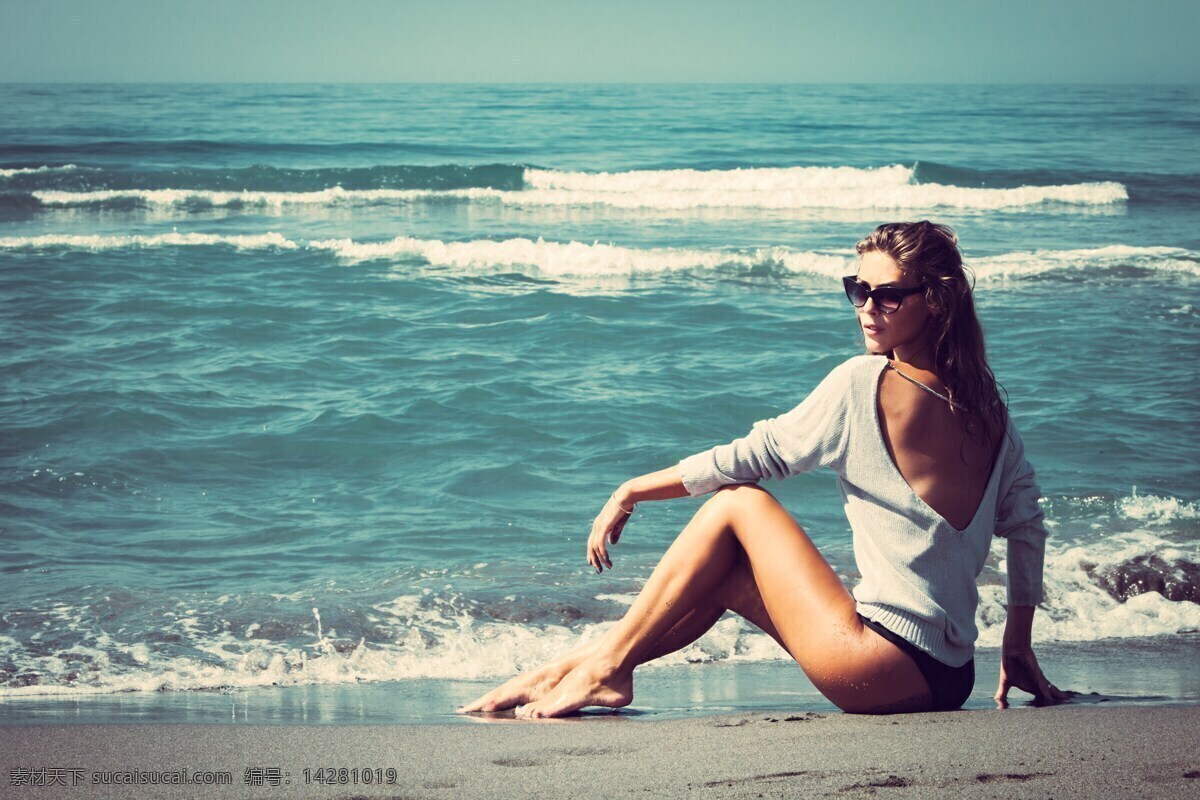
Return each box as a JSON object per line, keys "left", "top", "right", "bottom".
{"left": 1, "top": 0, "right": 1197, "bottom": 83}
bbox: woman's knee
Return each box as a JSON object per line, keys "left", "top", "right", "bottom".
{"left": 706, "top": 483, "right": 778, "bottom": 518}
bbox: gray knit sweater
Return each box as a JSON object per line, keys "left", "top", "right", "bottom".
{"left": 676, "top": 354, "right": 1047, "bottom": 667}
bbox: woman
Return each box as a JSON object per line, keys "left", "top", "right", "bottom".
{"left": 460, "top": 221, "right": 1068, "bottom": 718}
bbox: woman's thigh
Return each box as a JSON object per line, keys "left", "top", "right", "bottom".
{"left": 707, "top": 484, "right": 933, "bottom": 713}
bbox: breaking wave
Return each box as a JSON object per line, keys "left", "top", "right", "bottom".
{"left": 4, "top": 231, "right": 1195, "bottom": 281}
{"left": 22, "top": 164, "right": 1127, "bottom": 212}
{"left": 0, "top": 232, "right": 297, "bottom": 251}
{"left": 0, "top": 492, "right": 1193, "bottom": 697}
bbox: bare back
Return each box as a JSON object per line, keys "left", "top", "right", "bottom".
{"left": 875, "top": 364, "right": 998, "bottom": 531}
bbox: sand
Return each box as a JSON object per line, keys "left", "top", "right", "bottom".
{"left": 2, "top": 705, "right": 1197, "bottom": 799}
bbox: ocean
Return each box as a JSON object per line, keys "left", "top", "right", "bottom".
{"left": 0, "top": 83, "right": 1196, "bottom": 723}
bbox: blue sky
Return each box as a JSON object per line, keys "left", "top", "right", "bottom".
{"left": 2, "top": 0, "right": 1196, "bottom": 83}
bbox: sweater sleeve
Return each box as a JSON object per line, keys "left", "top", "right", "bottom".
{"left": 676, "top": 358, "right": 856, "bottom": 497}
{"left": 993, "top": 417, "right": 1048, "bottom": 607}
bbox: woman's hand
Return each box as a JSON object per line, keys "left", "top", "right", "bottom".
{"left": 586, "top": 492, "right": 635, "bottom": 574}
{"left": 995, "top": 647, "right": 1070, "bottom": 708}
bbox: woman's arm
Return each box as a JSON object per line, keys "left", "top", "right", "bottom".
{"left": 995, "top": 605, "right": 1070, "bottom": 707}
{"left": 1002, "top": 604, "right": 1037, "bottom": 650}
{"left": 588, "top": 359, "right": 859, "bottom": 572}
{"left": 614, "top": 466, "right": 690, "bottom": 507}
{"left": 673, "top": 359, "right": 857, "bottom": 499}
{"left": 992, "top": 421, "right": 1068, "bottom": 706}
{"left": 587, "top": 466, "right": 690, "bottom": 573}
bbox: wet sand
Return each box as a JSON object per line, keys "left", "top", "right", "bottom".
{"left": 3, "top": 705, "right": 1197, "bottom": 798}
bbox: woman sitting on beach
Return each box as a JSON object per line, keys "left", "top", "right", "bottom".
{"left": 460, "top": 221, "right": 1068, "bottom": 718}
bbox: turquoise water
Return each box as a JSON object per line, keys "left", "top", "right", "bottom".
{"left": 0, "top": 84, "right": 1197, "bottom": 715}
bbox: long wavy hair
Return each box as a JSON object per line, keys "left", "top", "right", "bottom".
{"left": 855, "top": 221, "right": 1009, "bottom": 459}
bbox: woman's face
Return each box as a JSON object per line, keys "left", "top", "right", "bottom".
{"left": 854, "top": 251, "right": 933, "bottom": 358}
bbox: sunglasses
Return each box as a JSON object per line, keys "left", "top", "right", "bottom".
{"left": 842, "top": 276, "right": 924, "bottom": 314}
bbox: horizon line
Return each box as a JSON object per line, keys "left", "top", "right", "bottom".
{"left": 2, "top": 80, "right": 1198, "bottom": 87}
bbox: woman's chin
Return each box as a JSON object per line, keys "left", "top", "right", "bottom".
{"left": 863, "top": 338, "right": 890, "bottom": 355}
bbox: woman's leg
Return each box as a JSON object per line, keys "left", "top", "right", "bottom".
{"left": 458, "top": 543, "right": 775, "bottom": 713}
{"left": 516, "top": 484, "right": 933, "bottom": 718}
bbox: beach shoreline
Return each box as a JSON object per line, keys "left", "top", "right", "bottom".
{"left": 2, "top": 705, "right": 1197, "bottom": 799}
{"left": 3, "top": 635, "right": 1195, "bottom": 726}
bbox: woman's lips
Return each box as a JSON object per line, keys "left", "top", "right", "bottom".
{"left": 862, "top": 324, "right": 882, "bottom": 334}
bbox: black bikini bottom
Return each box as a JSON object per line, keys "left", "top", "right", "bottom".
{"left": 858, "top": 614, "right": 974, "bottom": 712}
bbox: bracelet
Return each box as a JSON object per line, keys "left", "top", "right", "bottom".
{"left": 611, "top": 493, "right": 636, "bottom": 515}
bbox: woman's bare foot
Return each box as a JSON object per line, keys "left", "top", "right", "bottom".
{"left": 515, "top": 658, "right": 633, "bottom": 719}
{"left": 457, "top": 660, "right": 578, "bottom": 713}
{"left": 458, "top": 633, "right": 618, "bottom": 713}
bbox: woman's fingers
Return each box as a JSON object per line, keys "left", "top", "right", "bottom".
{"left": 995, "top": 650, "right": 1069, "bottom": 707}
{"left": 587, "top": 523, "right": 605, "bottom": 573}
{"left": 586, "top": 506, "right": 611, "bottom": 568}
{"left": 589, "top": 534, "right": 607, "bottom": 573}
{"left": 610, "top": 515, "right": 627, "bottom": 545}
{"left": 1032, "top": 680, "right": 1057, "bottom": 706}
{"left": 585, "top": 495, "right": 636, "bottom": 574}
{"left": 1023, "top": 654, "right": 1067, "bottom": 705}
{"left": 995, "top": 653, "right": 1032, "bottom": 706}
{"left": 993, "top": 666, "right": 1013, "bottom": 708}
{"left": 595, "top": 527, "right": 612, "bottom": 570}
{"left": 586, "top": 524, "right": 613, "bottom": 573}
{"left": 585, "top": 496, "right": 633, "bottom": 573}
{"left": 1038, "top": 679, "right": 1070, "bottom": 705}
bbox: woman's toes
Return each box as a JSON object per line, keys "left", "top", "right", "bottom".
{"left": 457, "top": 701, "right": 479, "bottom": 714}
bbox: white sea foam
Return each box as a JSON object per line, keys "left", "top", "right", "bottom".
{"left": 977, "top": 530, "right": 1200, "bottom": 646}
{"left": 312, "top": 235, "right": 1199, "bottom": 282}
{"left": 0, "top": 232, "right": 298, "bottom": 251}
{"left": 0, "top": 602, "right": 788, "bottom": 698}
{"left": 9, "top": 229, "right": 1188, "bottom": 283}
{"left": 0, "top": 163, "right": 79, "bottom": 177}
{"left": 526, "top": 165, "right": 915, "bottom": 192}
{"left": 308, "top": 235, "right": 849, "bottom": 278}
{"left": 518, "top": 166, "right": 1126, "bottom": 210}
{"left": 30, "top": 186, "right": 494, "bottom": 208}
{"left": 971, "top": 245, "right": 1200, "bottom": 280}
{"left": 1, "top": 514, "right": 1194, "bottom": 697}
{"left": 1118, "top": 488, "right": 1199, "bottom": 523}
{"left": 29, "top": 165, "right": 1127, "bottom": 211}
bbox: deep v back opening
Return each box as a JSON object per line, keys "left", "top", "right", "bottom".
{"left": 871, "top": 362, "right": 1005, "bottom": 533}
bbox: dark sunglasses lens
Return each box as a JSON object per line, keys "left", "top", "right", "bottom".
{"left": 843, "top": 278, "right": 867, "bottom": 307}
{"left": 874, "top": 289, "right": 903, "bottom": 313}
